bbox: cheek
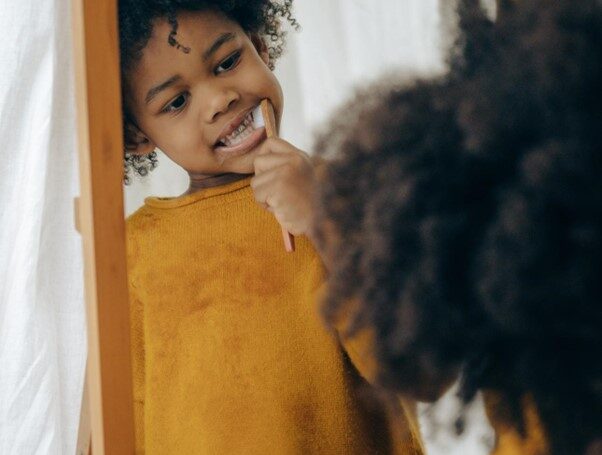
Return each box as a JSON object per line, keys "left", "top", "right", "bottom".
{"left": 147, "top": 117, "right": 210, "bottom": 165}
{"left": 152, "top": 117, "right": 194, "bottom": 147}
{"left": 239, "top": 55, "right": 283, "bottom": 116}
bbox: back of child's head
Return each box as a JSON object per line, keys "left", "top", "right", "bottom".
{"left": 118, "top": 0, "right": 296, "bottom": 182}
{"left": 314, "top": 1, "right": 602, "bottom": 454}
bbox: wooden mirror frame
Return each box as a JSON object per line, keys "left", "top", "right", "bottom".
{"left": 72, "top": 0, "right": 135, "bottom": 453}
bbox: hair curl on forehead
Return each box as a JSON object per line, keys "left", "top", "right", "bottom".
{"left": 119, "top": 0, "right": 298, "bottom": 74}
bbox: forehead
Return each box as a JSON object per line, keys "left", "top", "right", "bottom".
{"left": 128, "top": 10, "right": 243, "bottom": 93}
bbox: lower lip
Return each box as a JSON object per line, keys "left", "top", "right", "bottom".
{"left": 214, "top": 127, "right": 267, "bottom": 164}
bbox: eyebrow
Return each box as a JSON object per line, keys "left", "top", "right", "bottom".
{"left": 202, "top": 32, "right": 236, "bottom": 62}
{"left": 144, "top": 32, "right": 236, "bottom": 106}
{"left": 145, "top": 75, "right": 181, "bottom": 105}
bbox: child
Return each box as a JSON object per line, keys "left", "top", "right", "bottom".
{"left": 312, "top": 1, "right": 602, "bottom": 455}
{"left": 119, "top": 0, "right": 424, "bottom": 453}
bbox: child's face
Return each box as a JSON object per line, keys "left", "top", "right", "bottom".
{"left": 124, "top": 10, "right": 283, "bottom": 176}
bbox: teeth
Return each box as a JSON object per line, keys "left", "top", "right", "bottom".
{"left": 219, "top": 111, "right": 258, "bottom": 147}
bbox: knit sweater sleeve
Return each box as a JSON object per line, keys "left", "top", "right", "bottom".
{"left": 311, "top": 267, "right": 380, "bottom": 384}
{"left": 312, "top": 262, "right": 426, "bottom": 454}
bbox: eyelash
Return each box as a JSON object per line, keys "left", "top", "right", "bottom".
{"left": 162, "top": 92, "right": 190, "bottom": 115}
{"left": 161, "top": 50, "right": 242, "bottom": 115}
{"left": 214, "top": 50, "right": 242, "bottom": 75}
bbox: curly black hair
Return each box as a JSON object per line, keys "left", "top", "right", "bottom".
{"left": 314, "top": 1, "right": 602, "bottom": 454}
{"left": 118, "top": 0, "right": 298, "bottom": 184}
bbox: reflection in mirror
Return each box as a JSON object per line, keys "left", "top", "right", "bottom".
{"left": 117, "top": 1, "right": 494, "bottom": 455}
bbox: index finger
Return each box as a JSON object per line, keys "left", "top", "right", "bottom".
{"left": 254, "top": 151, "right": 296, "bottom": 174}
{"left": 256, "top": 137, "right": 300, "bottom": 156}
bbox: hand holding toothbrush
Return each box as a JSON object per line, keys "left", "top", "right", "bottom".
{"left": 251, "top": 100, "right": 317, "bottom": 251}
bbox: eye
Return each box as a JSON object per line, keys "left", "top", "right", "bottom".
{"left": 163, "top": 93, "right": 189, "bottom": 114}
{"left": 215, "top": 51, "right": 241, "bottom": 75}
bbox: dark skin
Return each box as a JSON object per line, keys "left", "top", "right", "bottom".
{"left": 124, "top": 10, "right": 318, "bottom": 239}
{"left": 123, "top": 10, "right": 284, "bottom": 192}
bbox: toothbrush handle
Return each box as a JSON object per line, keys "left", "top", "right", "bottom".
{"left": 260, "top": 99, "right": 278, "bottom": 138}
{"left": 282, "top": 229, "right": 295, "bottom": 253}
{"left": 260, "top": 99, "right": 296, "bottom": 253}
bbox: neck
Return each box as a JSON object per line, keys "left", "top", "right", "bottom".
{"left": 183, "top": 172, "right": 252, "bottom": 195}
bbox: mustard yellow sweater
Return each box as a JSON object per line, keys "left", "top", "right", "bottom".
{"left": 126, "top": 177, "right": 424, "bottom": 454}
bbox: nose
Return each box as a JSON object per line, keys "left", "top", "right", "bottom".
{"left": 207, "top": 87, "right": 239, "bottom": 123}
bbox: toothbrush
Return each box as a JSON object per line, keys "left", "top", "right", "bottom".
{"left": 254, "top": 99, "right": 296, "bottom": 253}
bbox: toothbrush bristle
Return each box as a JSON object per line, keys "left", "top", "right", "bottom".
{"left": 253, "top": 105, "right": 265, "bottom": 128}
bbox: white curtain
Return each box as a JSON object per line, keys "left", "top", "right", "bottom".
{"left": 0, "top": 0, "right": 86, "bottom": 454}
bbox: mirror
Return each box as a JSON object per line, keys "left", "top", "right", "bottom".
{"left": 75, "top": 1, "right": 491, "bottom": 454}
{"left": 76, "top": 1, "right": 601, "bottom": 455}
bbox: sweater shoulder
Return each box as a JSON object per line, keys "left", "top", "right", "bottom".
{"left": 125, "top": 204, "right": 164, "bottom": 242}
{"left": 125, "top": 204, "right": 163, "bottom": 266}
{"left": 126, "top": 203, "right": 155, "bottom": 231}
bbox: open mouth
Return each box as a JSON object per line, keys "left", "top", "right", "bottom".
{"left": 216, "top": 109, "right": 257, "bottom": 147}
{"left": 214, "top": 106, "right": 266, "bottom": 163}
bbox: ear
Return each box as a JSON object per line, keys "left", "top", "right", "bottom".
{"left": 249, "top": 33, "right": 270, "bottom": 67}
{"left": 124, "top": 121, "right": 156, "bottom": 156}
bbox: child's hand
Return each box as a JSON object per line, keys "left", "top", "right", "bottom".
{"left": 251, "top": 138, "right": 316, "bottom": 237}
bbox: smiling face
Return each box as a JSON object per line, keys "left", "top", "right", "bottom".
{"left": 123, "top": 10, "right": 283, "bottom": 179}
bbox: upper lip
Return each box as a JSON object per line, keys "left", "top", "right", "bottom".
{"left": 214, "top": 105, "right": 256, "bottom": 146}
